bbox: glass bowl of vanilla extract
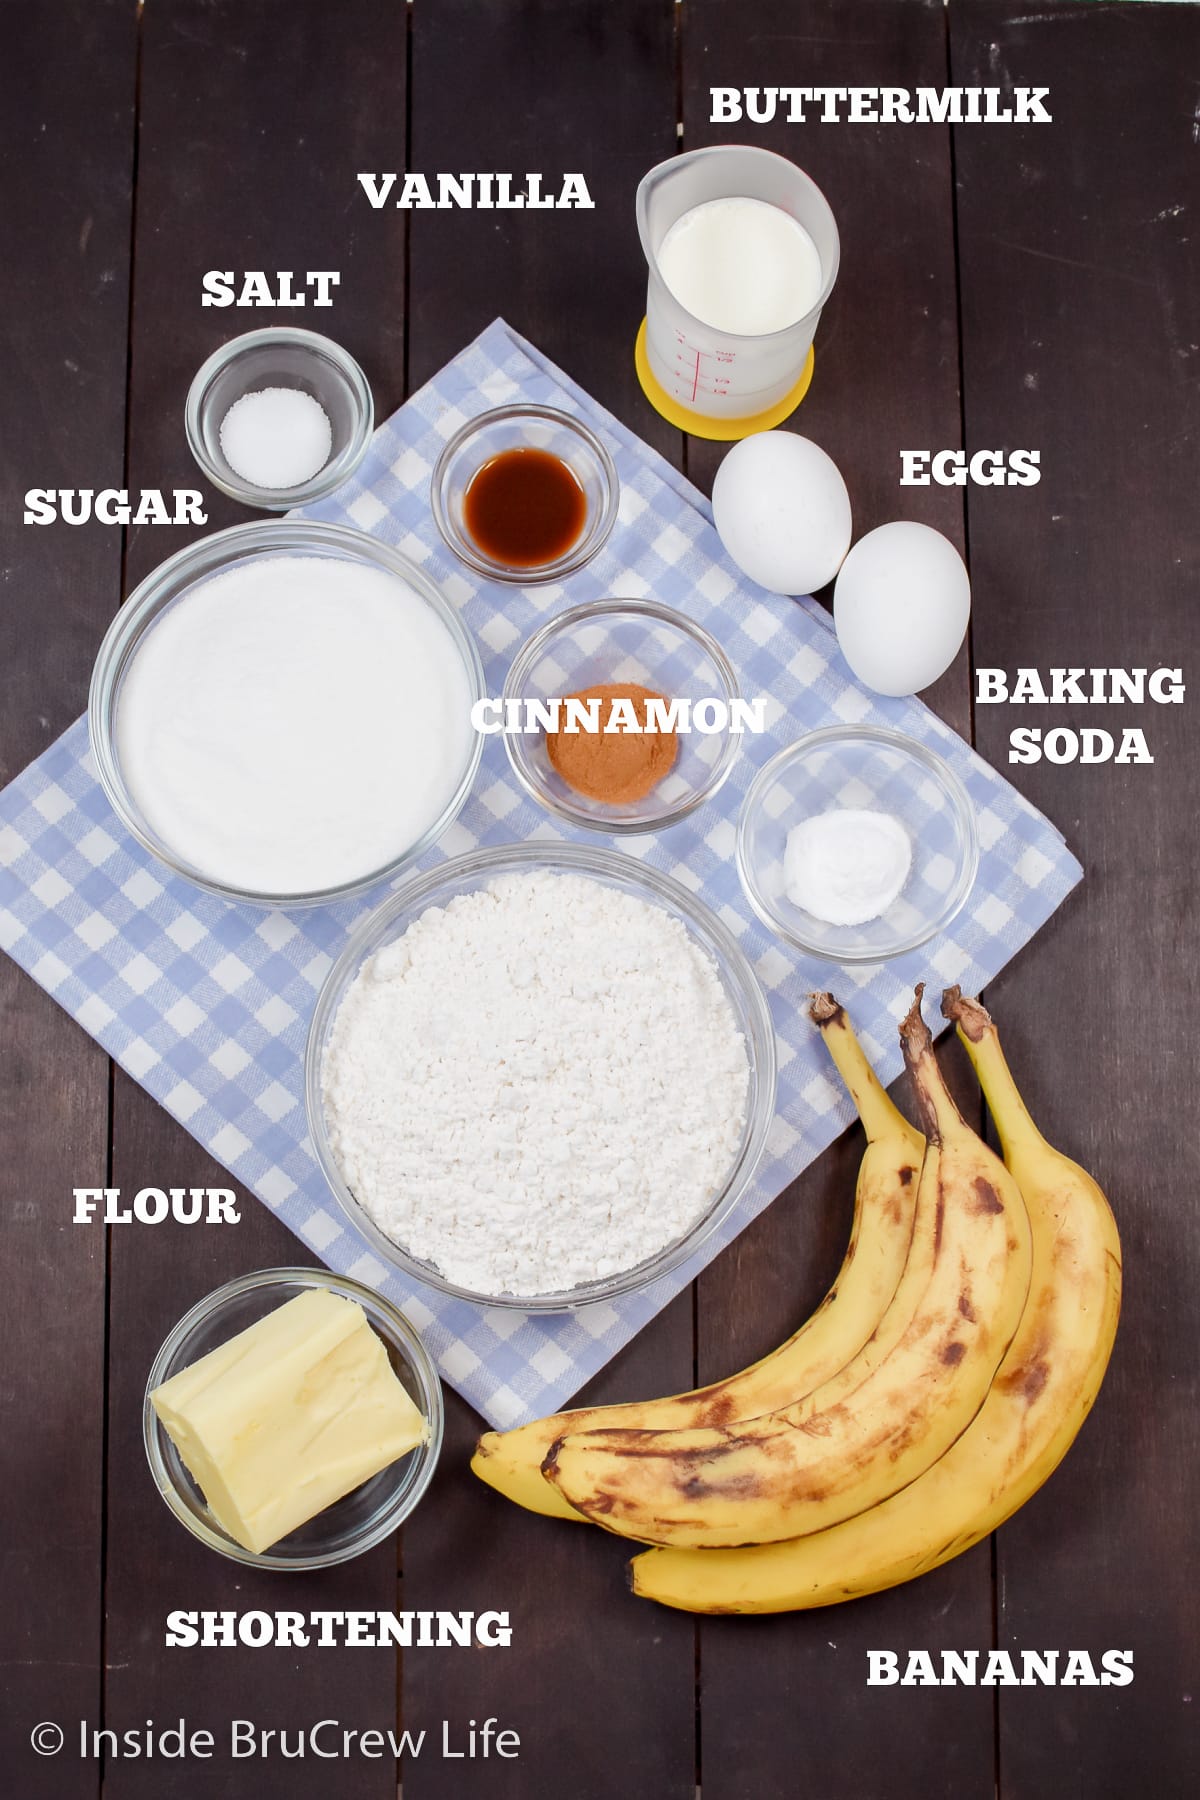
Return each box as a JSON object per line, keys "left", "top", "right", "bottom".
{"left": 431, "top": 403, "right": 619, "bottom": 583}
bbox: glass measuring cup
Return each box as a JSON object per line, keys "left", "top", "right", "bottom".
{"left": 635, "top": 146, "right": 840, "bottom": 439}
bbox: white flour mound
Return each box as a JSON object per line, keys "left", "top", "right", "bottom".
{"left": 321, "top": 870, "right": 752, "bottom": 1297}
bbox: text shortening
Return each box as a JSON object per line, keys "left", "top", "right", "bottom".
{"left": 165, "top": 1610, "right": 513, "bottom": 1649}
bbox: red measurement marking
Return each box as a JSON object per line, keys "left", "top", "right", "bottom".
{"left": 691, "top": 348, "right": 701, "bottom": 403}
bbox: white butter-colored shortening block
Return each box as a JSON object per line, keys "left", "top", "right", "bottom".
{"left": 151, "top": 1288, "right": 428, "bottom": 1554}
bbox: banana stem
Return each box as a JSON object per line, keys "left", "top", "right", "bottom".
{"left": 941, "top": 987, "right": 1045, "bottom": 1164}
{"left": 808, "top": 993, "right": 915, "bottom": 1145}
{"left": 899, "top": 984, "right": 963, "bottom": 1145}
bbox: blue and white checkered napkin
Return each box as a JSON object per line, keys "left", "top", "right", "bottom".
{"left": 0, "top": 319, "right": 1081, "bottom": 1428}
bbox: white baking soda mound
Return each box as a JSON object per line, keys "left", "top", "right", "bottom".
{"left": 784, "top": 809, "right": 913, "bottom": 926}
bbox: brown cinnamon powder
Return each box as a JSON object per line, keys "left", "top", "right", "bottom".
{"left": 545, "top": 682, "right": 679, "bottom": 805}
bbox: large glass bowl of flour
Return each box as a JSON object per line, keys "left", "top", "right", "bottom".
{"left": 305, "top": 844, "right": 778, "bottom": 1311}
{"left": 88, "top": 521, "right": 484, "bottom": 906}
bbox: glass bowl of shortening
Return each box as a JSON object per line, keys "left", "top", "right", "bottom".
{"left": 88, "top": 520, "right": 484, "bottom": 907}
{"left": 305, "top": 843, "right": 778, "bottom": 1311}
{"left": 144, "top": 1267, "right": 443, "bottom": 1569}
{"left": 737, "top": 725, "right": 979, "bottom": 962}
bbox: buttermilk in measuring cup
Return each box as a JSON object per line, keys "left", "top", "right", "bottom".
{"left": 656, "top": 196, "right": 822, "bottom": 335}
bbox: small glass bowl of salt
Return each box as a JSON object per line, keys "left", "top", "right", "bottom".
{"left": 186, "top": 327, "right": 374, "bottom": 510}
{"left": 736, "top": 725, "right": 979, "bottom": 963}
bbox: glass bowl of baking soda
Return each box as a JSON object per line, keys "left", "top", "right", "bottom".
{"left": 185, "top": 327, "right": 374, "bottom": 509}
{"left": 736, "top": 725, "right": 979, "bottom": 963}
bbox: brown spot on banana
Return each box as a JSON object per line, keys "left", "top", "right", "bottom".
{"left": 971, "top": 1176, "right": 1005, "bottom": 1215}
{"left": 1019, "top": 1361, "right": 1050, "bottom": 1403}
{"left": 994, "top": 1317, "right": 1054, "bottom": 1408}
{"left": 703, "top": 1388, "right": 751, "bottom": 1428}
{"left": 886, "top": 1419, "right": 918, "bottom": 1461}
{"left": 681, "top": 1470, "right": 795, "bottom": 1503}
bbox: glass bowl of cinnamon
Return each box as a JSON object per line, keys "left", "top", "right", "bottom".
{"left": 501, "top": 597, "right": 743, "bottom": 833}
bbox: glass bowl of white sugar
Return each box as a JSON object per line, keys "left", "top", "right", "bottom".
{"left": 186, "top": 327, "right": 374, "bottom": 509}
{"left": 305, "top": 844, "right": 778, "bottom": 1311}
{"left": 88, "top": 520, "right": 484, "bottom": 907}
{"left": 736, "top": 725, "right": 979, "bottom": 962}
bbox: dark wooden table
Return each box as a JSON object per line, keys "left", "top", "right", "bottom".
{"left": 2, "top": 3, "right": 1196, "bottom": 1796}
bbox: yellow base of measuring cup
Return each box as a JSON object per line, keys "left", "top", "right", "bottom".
{"left": 634, "top": 319, "right": 815, "bottom": 440}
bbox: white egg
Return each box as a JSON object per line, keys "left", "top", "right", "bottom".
{"left": 833, "top": 521, "right": 970, "bottom": 697}
{"left": 712, "top": 431, "right": 852, "bottom": 595}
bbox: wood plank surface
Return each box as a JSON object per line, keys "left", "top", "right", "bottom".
{"left": 681, "top": 5, "right": 996, "bottom": 1799}
{"left": 100, "top": 5, "right": 409, "bottom": 1797}
{"left": 406, "top": 0, "right": 680, "bottom": 457}
{"left": 1, "top": 2, "right": 1196, "bottom": 1797}
{"left": 0, "top": 2, "right": 135, "bottom": 1794}
{"left": 402, "top": 6, "right": 697, "bottom": 1798}
{"left": 951, "top": 4, "right": 1200, "bottom": 1796}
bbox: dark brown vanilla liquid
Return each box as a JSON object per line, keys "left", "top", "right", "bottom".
{"left": 462, "top": 447, "right": 587, "bottom": 567}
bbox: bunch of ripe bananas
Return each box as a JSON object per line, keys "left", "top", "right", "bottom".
{"left": 471, "top": 985, "right": 1121, "bottom": 1613}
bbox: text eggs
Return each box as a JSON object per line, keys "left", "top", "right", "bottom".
{"left": 833, "top": 521, "right": 970, "bottom": 697}
{"left": 712, "top": 431, "right": 852, "bottom": 595}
